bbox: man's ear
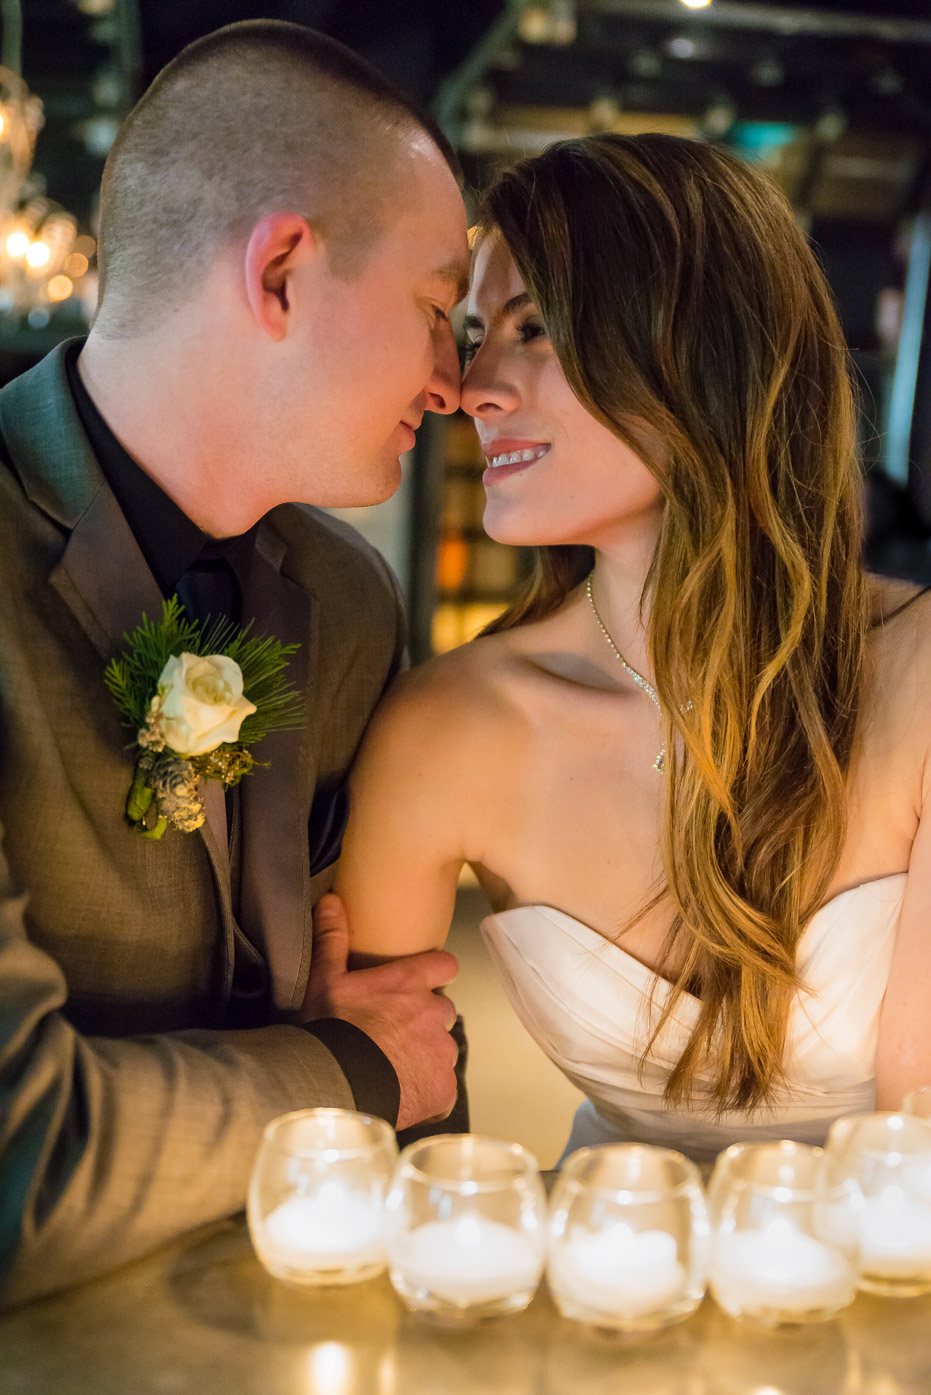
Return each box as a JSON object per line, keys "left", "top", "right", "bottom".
{"left": 244, "top": 213, "right": 319, "bottom": 341}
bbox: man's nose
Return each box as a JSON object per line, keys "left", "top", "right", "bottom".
{"left": 424, "top": 323, "right": 461, "bottom": 416}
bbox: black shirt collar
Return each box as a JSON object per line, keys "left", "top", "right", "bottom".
{"left": 63, "top": 340, "right": 257, "bottom": 602}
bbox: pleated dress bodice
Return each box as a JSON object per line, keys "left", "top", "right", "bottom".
{"left": 481, "top": 874, "right": 906, "bottom": 1161}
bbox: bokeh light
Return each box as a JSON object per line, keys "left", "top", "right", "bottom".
{"left": 47, "top": 275, "right": 74, "bottom": 302}
{"left": 25, "top": 240, "right": 51, "bottom": 267}
{"left": 64, "top": 252, "right": 89, "bottom": 278}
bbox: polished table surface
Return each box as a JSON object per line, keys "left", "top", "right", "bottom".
{"left": 2, "top": 1216, "right": 930, "bottom": 1395}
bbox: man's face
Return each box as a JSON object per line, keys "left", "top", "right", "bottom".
{"left": 271, "top": 138, "right": 469, "bottom": 509}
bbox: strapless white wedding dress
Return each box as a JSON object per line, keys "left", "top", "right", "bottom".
{"left": 480, "top": 873, "right": 906, "bottom": 1163}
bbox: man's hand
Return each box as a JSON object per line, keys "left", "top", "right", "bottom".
{"left": 302, "top": 894, "right": 460, "bottom": 1131}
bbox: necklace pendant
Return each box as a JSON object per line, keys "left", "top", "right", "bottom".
{"left": 586, "top": 572, "right": 669, "bottom": 776}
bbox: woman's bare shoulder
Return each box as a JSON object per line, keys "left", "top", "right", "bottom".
{"left": 366, "top": 629, "right": 535, "bottom": 759}
{"left": 368, "top": 590, "right": 604, "bottom": 774}
{"left": 391, "top": 600, "right": 586, "bottom": 708}
{"left": 869, "top": 575, "right": 931, "bottom": 669}
{"left": 863, "top": 577, "right": 931, "bottom": 769}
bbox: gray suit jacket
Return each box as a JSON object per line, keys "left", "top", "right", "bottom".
{"left": 0, "top": 344, "right": 405, "bottom": 1306}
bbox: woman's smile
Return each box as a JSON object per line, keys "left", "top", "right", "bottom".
{"left": 461, "top": 236, "right": 663, "bottom": 548}
{"left": 481, "top": 439, "right": 551, "bottom": 484}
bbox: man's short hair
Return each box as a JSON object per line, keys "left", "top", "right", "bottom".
{"left": 95, "top": 20, "right": 461, "bottom": 337}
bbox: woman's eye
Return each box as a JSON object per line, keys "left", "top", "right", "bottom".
{"left": 518, "top": 319, "right": 547, "bottom": 344}
{"left": 459, "top": 319, "right": 545, "bottom": 367}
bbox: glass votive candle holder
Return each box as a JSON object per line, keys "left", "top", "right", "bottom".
{"left": 902, "top": 1086, "right": 931, "bottom": 1124}
{"left": 247, "top": 1107, "right": 397, "bottom": 1286}
{"left": 825, "top": 1112, "right": 931, "bottom": 1296}
{"left": 386, "top": 1134, "right": 547, "bottom": 1321}
{"left": 708, "top": 1140, "right": 857, "bottom": 1325}
{"left": 546, "top": 1144, "right": 709, "bottom": 1332}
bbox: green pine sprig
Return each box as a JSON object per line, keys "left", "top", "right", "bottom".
{"left": 104, "top": 595, "right": 304, "bottom": 740}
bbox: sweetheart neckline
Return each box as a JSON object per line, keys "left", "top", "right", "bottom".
{"left": 482, "top": 871, "right": 908, "bottom": 1000}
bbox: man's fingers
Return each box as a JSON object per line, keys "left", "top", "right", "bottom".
{"left": 436, "top": 992, "right": 458, "bottom": 1033}
{"left": 393, "top": 947, "right": 459, "bottom": 991}
{"left": 308, "top": 894, "right": 350, "bottom": 984}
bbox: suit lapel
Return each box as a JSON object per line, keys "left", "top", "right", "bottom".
{"left": 0, "top": 341, "right": 232, "bottom": 909}
{"left": 0, "top": 341, "right": 165, "bottom": 660}
{"left": 50, "top": 480, "right": 164, "bottom": 658}
{"left": 0, "top": 343, "right": 320, "bottom": 1011}
{"left": 238, "top": 523, "right": 319, "bottom": 1012}
{"left": 44, "top": 456, "right": 230, "bottom": 867}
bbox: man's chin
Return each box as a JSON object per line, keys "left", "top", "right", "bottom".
{"left": 316, "top": 455, "right": 404, "bottom": 510}
{"left": 368, "top": 453, "right": 405, "bottom": 504}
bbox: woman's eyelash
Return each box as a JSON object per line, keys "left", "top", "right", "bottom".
{"left": 460, "top": 319, "right": 547, "bottom": 365}
{"left": 518, "top": 320, "right": 546, "bottom": 343}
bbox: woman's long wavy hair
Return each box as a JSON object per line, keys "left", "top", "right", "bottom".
{"left": 478, "top": 134, "right": 867, "bottom": 1112}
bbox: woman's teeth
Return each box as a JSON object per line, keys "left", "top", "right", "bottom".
{"left": 489, "top": 445, "right": 550, "bottom": 468}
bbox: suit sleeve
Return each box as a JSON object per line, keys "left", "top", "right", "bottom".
{"left": 0, "top": 830, "right": 358, "bottom": 1309}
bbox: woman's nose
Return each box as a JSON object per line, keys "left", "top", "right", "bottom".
{"left": 459, "top": 349, "right": 521, "bottom": 419}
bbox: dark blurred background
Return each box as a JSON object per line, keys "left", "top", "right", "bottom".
{"left": 4, "top": 0, "right": 931, "bottom": 654}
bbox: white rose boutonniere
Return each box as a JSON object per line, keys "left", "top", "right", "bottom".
{"left": 156, "top": 653, "right": 257, "bottom": 756}
{"left": 105, "top": 597, "right": 303, "bottom": 839}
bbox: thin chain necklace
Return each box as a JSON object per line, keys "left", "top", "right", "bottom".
{"left": 585, "top": 573, "right": 670, "bottom": 774}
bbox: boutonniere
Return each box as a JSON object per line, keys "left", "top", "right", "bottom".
{"left": 105, "top": 597, "right": 303, "bottom": 839}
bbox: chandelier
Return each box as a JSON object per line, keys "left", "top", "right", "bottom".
{"left": 0, "top": 21, "right": 92, "bottom": 327}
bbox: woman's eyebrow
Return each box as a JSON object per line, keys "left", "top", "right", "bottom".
{"left": 462, "top": 292, "right": 533, "bottom": 334}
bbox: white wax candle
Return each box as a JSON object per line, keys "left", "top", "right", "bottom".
{"left": 392, "top": 1215, "right": 543, "bottom": 1305}
{"left": 551, "top": 1222, "right": 686, "bottom": 1317}
{"left": 260, "top": 1182, "right": 387, "bottom": 1272}
{"left": 902, "top": 1161, "right": 931, "bottom": 1205}
{"left": 712, "top": 1220, "right": 853, "bottom": 1315}
{"left": 859, "top": 1186, "right": 931, "bottom": 1279}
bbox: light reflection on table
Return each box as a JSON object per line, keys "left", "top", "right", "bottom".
{"left": 1, "top": 1216, "right": 930, "bottom": 1395}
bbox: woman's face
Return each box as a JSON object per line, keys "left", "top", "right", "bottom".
{"left": 460, "top": 234, "right": 664, "bottom": 550}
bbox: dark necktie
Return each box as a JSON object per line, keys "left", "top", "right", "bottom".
{"left": 174, "top": 556, "right": 241, "bottom": 631}
{"left": 174, "top": 555, "right": 243, "bottom": 852}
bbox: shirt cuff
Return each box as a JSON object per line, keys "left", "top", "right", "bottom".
{"left": 302, "top": 1018, "right": 401, "bottom": 1127}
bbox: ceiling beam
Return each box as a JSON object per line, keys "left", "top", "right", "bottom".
{"left": 584, "top": 0, "right": 931, "bottom": 45}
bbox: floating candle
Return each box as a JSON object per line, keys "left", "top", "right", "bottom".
{"left": 712, "top": 1219, "right": 854, "bottom": 1317}
{"left": 259, "top": 1181, "right": 387, "bottom": 1275}
{"left": 391, "top": 1215, "right": 543, "bottom": 1306}
{"left": 550, "top": 1222, "right": 686, "bottom": 1318}
{"left": 858, "top": 1186, "right": 931, "bottom": 1280}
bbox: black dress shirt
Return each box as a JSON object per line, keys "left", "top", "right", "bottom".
{"left": 64, "top": 342, "right": 253, "bottom": 626}
{"left": 63, "top": 342, "right": 400, "bottom": 1126}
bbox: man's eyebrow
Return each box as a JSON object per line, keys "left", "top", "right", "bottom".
{"left": 431, "top": 260, "right": 471, "bottom": 304}
{"left": 462, "top": 292, "right": 533, "bottom": 334}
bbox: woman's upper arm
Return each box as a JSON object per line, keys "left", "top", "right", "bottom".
{"left": 875, "top": 779, "right": 931, "bottom": 1109}
{"left": 873, "top": 593, "right": 931, "bottom": 1107}
{"left": 335, "top": 663, "right": 484, "bottom": 961}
